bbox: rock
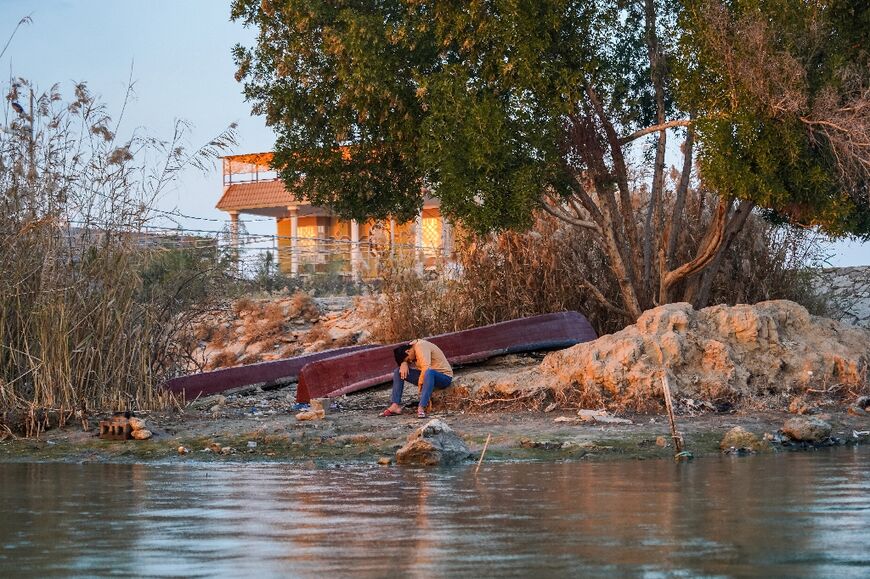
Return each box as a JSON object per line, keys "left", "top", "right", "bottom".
{"left": 131, "top": 429, "right": 152, "bottom": 440}
{"left": 848, "top": 405, "right": 868, "bottom": 417}
{"left": 655, "top": 436, "right": 669, "bottom": 447}
{"left": 719, "top": 426, "right": 767, "bottom": 452}
{"left": 247, "top": 441, "right": 257, "bottom": 449}
{"left": 782, "top": 416, "right": 832, "bottom": 443}
{"left": 577, "top": 409, "right": 631, "bottom": 424}
{"left": 395, "top": 419, "right": 470, "bottom": 466}
{"left": 220, "top": 446, "right": 235, "bottom": 455}
{"left": 177, "top": 446, "right": 189, "bottom": 454}
{"left": 456, "top": 301, "right": 870, "bottom": 413}
{"left": 857, "top": 396, "right": 870, "bottom": 410}
{"left": 295, "top": 410, "right": 324, "bottom": 421}
{"left": 377, "top": 456, "right": 392, "bottom": 466}
{"left": 128, "top": 417, "right": 146, "bottom": 431}
{"left": 592, "top": 415, "right": 633, "bottom": 424}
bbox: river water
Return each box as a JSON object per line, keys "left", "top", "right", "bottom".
{"left": 1, "top": 448, "right": 868, "bottom": 578}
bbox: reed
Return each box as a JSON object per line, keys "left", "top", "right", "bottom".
{"left": 0, "top": 79, "right": 236, "bottom": 433}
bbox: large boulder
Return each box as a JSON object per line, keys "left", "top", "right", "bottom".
{"left": 396, "top": 419, "right": 470, "bottom": 466}
{"left": 455, "top": 301, "right": 870, "bottom": 412}
{"left": 782, "top": 416, "right": 832, "bottom": 443}
{"left": 720, "top": 426, "right": 768, "bottom": 452}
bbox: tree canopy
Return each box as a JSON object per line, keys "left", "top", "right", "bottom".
{"left": 232, "top": 0, "right": 869, "bottom": 319}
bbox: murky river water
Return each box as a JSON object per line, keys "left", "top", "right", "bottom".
{"left": 1, "top": 448, "right": 868, "bottom": 577}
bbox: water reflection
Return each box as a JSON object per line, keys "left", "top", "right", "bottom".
{"left": 1, "top": 448, "right": 868, "bottom": 577}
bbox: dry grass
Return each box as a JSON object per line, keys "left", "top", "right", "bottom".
{"left": 370, "top": 205, "right": 829, "bottom": 342}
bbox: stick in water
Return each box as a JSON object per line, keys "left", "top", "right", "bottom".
{"left": 475, "top": 433, "right": 492, "bottom": 474}
{"left": 661, "top": 375, "right": 684, "bottom": 454}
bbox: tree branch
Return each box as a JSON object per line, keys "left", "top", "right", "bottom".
{"left": 619, "top": 120, "right": 693, "bottom": 145}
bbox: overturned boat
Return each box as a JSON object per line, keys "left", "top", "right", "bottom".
{"left": 163, "top": 344, "right": 375, "bottom": 400}
{"left": 296, "top": 311, "right": 597, "bottom": 403}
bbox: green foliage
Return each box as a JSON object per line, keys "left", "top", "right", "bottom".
{"left": 234, "top": 0, "right": 869, "bottom": 239}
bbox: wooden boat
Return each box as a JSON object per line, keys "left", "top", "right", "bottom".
{"left": 295, "top": 311, "right": 596, "bottom": 403}
{"left": 162, "top": 344, "right": 376, "bottom": 400}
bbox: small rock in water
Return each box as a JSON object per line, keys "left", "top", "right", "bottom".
{"left": 377, "top": 456, "right": 392, "bottom": 466}
{"left": 395, "top": 419, "right": 470, "bottom": 466}
{"left": 177, "top": 446, "right": 189, "bottom": 455}
{"left": 782, "top": 416, "right": 832, "bottom": 443}
{"left": 719, "top": 426, "right": 767, "bottom": 452}
{"left": 655, "top": 436, "right": 669, "bottom": 447}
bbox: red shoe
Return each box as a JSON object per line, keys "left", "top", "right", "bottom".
{"left": 380, "top": 407, "right": 402, "bottom": 417}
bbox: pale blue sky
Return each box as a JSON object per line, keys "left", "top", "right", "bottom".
{"left": 1, "top": 0, "right": 866, "bottom": 266}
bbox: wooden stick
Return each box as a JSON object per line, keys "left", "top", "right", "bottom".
{"left": 475, "top": 434, "right": 492, "bottom": 474}
{"left": 661, "top": 375, "right": 684, "bottom": 453}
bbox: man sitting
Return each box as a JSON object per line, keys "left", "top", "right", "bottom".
{"left": 381, "top": 339, "right": 453, "bottom": 418}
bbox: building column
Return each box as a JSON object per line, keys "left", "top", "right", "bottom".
{"left": 289, "top": 207, "right": 299, "bottom": 275}
{"left": 415, "top": 211, "right": 424, "bottom": 271}
{"left": 228, "top": 211, "right": 240, "bottom": 269}
{"left": 350, "top": 219, "right": 361, "bottom": 279}
{"left": 441, "top": 218, "right": 453, "bottom": 259}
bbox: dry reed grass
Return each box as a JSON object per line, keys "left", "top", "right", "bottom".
{"left": 0, "top": 79, "right": 236, "bottom": 434}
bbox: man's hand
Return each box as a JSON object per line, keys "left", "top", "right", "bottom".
{"left": 399, "top": 361, "right": 409, "bottom": 380}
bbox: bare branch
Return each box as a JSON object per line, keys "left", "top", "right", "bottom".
{"left": 619, "top": 120, "right": 694, "bottom": 145}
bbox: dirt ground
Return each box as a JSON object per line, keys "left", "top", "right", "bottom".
{"left": 3, "top": 365, "right": 868, "bottom": 465}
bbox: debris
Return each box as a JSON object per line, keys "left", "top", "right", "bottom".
{"left": 247, "top": 441, "right": 257, "bottom": 449}
{"left": 577, "top": 409, "right": 632, "bottom": 424}
{"left": 475, "top": 433, "right": 492, "bottom": 474}
{"left": 655, "top": 436, "right": 668, "bottom": 447}
{"left": 296, "top": 398, "right": 326, "bottom": 421}
{"left": 543, "top": 403, "right": 557, "bottom": 413}
{"left": 554, "top": 416, "right": 580, "bottom": 424}
{"left": 177, "top": 446, "right": 189, "bottom": 454}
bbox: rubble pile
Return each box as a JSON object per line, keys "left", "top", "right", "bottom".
{"left": 185, "top": 293, "right": 375, "bottom": 371}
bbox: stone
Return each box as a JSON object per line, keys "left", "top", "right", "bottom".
{"left": 719, "top": 426, "right": 767, "bottom": 452}
{"left": 377, "top": 457, "right": 392, "bottom": 466}
{"left": 848, "top": 405, "right": 867, "bottom": 417}
{"left": 554, "top": 416, "right": 580, "bottom": 424}
{"left": 782, "top": 416, "right": 832, "bottom": 443}
{"left": 578, "top": 409, "right": 607, "bottom": 421}
{"left": 177, "top": 446, "right": 189, "bottom": 454}
{"left": 395, "top": 419, "right": 470, "bottom": 466}
{"left": 131, "top": 429, "right": 152, "bottom": 440}
{"left": 128, "top": 417, "right": 146, "bottom": 431}
{"left": 456, "top": 300, "right": 870, "bottom": 414}
{"left": 655, "top": 436, "right": 669, "bottom": 447}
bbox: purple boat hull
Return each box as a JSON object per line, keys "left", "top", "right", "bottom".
{"left": 296, "top": 311, "right": 596, "bottom": 403}
{"left": 162, "top": 344, "right": 376, "bottom": 400}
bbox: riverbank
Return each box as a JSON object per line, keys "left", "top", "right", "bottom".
{"left": 2, "top": 380, "right": 867, "bottom": 465}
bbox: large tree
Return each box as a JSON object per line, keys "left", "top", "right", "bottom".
{"left": 231, "top": 0, "right": 869, "bottom": 320}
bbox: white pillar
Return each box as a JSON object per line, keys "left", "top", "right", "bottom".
{"left": 229, "top": 211, "right": 240, "bottom": 270}
{"left": 441, "top": 218, "right": 452, "bottom": 259}
{"left": 289, "top": 208, "right": 299, "bottom": 275}
{"left": 350, "top": 219, "right": 361, "bottom": 279}
{"left": 415, "top": 211, "right": 424, "bottom": 271}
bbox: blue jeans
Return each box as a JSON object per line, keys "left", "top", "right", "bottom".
{"left": 391, "top": 367, "right": 453, "bottom": 408}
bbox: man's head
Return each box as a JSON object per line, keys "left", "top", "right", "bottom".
{"left": 393, "top": 343, "right": 413, "bottom": 366}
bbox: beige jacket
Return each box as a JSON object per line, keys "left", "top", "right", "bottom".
{"left": 410, "top": 339, "right": 453, "bottom": 386}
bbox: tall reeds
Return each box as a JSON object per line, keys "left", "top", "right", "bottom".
{"left": 0, "top": 80, "right": 236, "bottom": 430}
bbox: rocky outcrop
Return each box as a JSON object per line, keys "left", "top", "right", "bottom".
{"left": 453, "top": 300, "right": 870, "bottom": 413}
{"left": 395, "top": 419, "right": 470, "bottom": 466}
{"left": 720, "top": 426, "right": 767, "bottom": 452}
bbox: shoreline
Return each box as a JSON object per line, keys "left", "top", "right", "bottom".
{"left": 2, "top": 388, "right": 866, "bottom": 465}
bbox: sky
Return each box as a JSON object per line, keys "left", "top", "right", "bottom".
{"left": 0, "top": 0, "right": 866, "bottom": 266}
